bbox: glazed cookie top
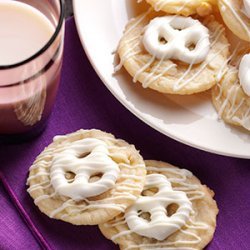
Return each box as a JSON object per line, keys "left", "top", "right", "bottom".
{"left": 212, "top": 46, "right": 250, "bottom": 131}
{"left": 218, "top": 0, "right": 250, "bottom": 41}
{"left": 27, "top": 129, "right": 146, "bottom": 225}
{"left": 143, "top": 0, "right": 216, "bottom": 16}
{"left": 116, "top": 10, "right": 229, "bottom": 94}
{"left": 99, "top": 160, "right": 218, "bottom": 250}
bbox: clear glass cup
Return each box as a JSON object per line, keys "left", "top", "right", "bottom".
{"left": 0, "top": 0, "right": 65, "bottom": 141}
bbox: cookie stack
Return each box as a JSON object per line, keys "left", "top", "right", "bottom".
{"left": 27, "top": 129, "right": 218, "bottom": 249}
{"left": 116, "top": 0, "right": 250, "bottom": 131}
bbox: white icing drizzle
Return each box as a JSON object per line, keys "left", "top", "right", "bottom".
{"left": 133, "top": 55, "right": 156, "bottom": 82}
{"left": 153, "top": 0, "right": 189, "bottom": 12}
{"left": 120, "top": 174, "right": 144, "bottom": 181}
{"left": 242, "top": 0, "right": 250, "bottom": 18}
{"left": 216, "top": 53, "right": 244, "bottom": 101}
{"left": 142, "top": 16, "right": 210, "bottom": 64}
{"left": 114, "top": 40, "right": 140, "bottom": 72}
{"left": 125, "top": 245, "right": 196, "bottom": 250}
{"left": 104, "top": 166, "right": 208, "bottom": 250}
{"left": 239, "top": 53, "right": 250, "bottom": 96}
{"left": 218, "top": 83, "right": 237, "bottom": 116}
{"left": 146, "top": 166, "right": 205, "bottom": 201}
{"left": 54, "top": 192, "right": 138, "bottom": 219}
{"left": 26, "top": 172, "right": 50, "bottom": 183}
{"left": 34, "top": 192, "right": 56, "bottom": 205}
{"left": 186, "top": 218, "right": 209, "bottom": 230}
{"left": 27, "top": 180, "right": 51, "bottom": 193}
{"left": 125, "top": 8, "right": 152, "bottom": 36}
{"left": 217, "top": 78, "right": 250, "bottom": 130}
{"left": 52, "top": 200, "right": 128, "bottom": 219}
{"left": 125, "top": 174, "right": 192, "bottom": 241}
{"left": 142, "top": 63, "right": 176, "bottom": 88}
{"left": 118, "top": 162, "right": 145, "bottom": 169}
{"left": 216, "top": 43, "right": 241, "bottom": 81}
{"left": 217, "top": 76, "right": 250, "bottom": 130}
{"left": 221, "top": 0, "right": 250, "bottom": 40}
{"left": 233, "top": 107, "right": 250, "bottom": 129}
{"left": 154, "top": 0, "right": 167, "bottom": 11}
{"left": 114, "top": 8, "right": 152, "bottom": 73}
{"left": 215, "top": 46, "right": 250, "bottom": 130}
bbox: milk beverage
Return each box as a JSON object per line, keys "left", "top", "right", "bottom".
{"left": 0, "top": 0, "right": 63, "bottom": 135}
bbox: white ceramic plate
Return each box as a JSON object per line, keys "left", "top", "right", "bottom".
{"left": 73, "top": 0, "right": 250, "bottom": 158}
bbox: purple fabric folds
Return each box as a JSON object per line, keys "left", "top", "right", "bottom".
{"left": 0, "top": 18, "right": 249, "bottom": 250}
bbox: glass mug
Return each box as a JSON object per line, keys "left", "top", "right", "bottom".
{"left": 0, "top": 0, "right": 65, "bottom": 140}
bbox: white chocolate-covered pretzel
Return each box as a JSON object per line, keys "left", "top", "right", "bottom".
{"left": 142, "top": 16, "right": 210, "bottom": 64}
{"left": 239, "top": 53, "right": 250, "bottom": 96}
{"left": 50, "top": 138, "right": 120, "bottom": 200}
{"left": 125, "top": 174, "right": 192, "bottom": 241}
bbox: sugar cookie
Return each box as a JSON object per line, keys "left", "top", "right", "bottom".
{"left": 212, "top": 47, "right": 250, "bottom": 131}
{"left": 99, "top": 160, "right": 218, "bottom": 250}
{"left": 218, "top": 0, "right": 250, "bottom": 41}
{"left": 27, "top": 129, "right": 146, "bottom": 225}
{"left": 144, "top": 0, "right": 216, "bottom": 16}
{"left": 116, "top": 11, "right": 229, "bottom": 95}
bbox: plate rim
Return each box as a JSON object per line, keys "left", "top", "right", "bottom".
{"left": 73, "top": 0, "right": 250, "bottom": 159}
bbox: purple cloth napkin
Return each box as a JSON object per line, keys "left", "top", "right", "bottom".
{"left": 0, "top": 17, "right": 249, "bottom": 250}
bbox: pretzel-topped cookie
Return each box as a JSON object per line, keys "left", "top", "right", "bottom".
{"left": 212, "top": 46, "right": 250, "bottom": 131}
{"left": 27, "top": 129, "right": 146, "bottom": 225}
{"left": 116, "top": 10, "right": 229, "bottom": 94}
{"left": 99, "top": 160, "right": 218, "bottom": 250}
